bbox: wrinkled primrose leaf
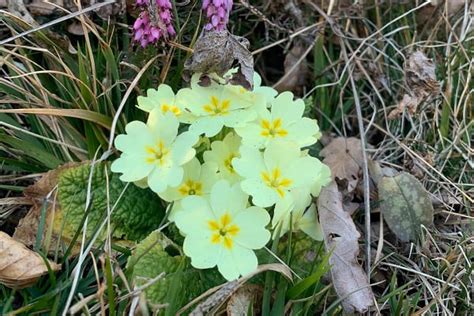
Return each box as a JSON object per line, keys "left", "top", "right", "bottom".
{"left": 15, "top": 162, "right": 165, "bottom": 255}
{"left": 379, "top": 172, "right": 434, "bottom": 242}
{"left": 127, "top": 230, "right": 211, "bottom": 313}
{"left": 57, "top": 163, "right": 164, "bottom": 242}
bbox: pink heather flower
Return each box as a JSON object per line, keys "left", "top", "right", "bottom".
{"left": 135, "top": 0, "right": 149, "bottom": 8}
{"left": 133, "top": 0, "right": 175, "bottom": 48}
{"left": 203, "top": 0, "right": 232, "bottom": 31}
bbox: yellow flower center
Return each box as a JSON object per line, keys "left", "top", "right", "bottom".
{"left": 224, "top": 153, "right": 237, "bottom": 174}
{"left": 161, "top": 104, "right": 181, "bottom": 116}
{"left": 260, "top": 118, "right": 288, "bottom": 138}
{"left": 203, "top": 96, "right": 230, "bottom": 116}
{"left": 178, "top": 180, "right": 203, "bottom": 196}
{"left": 145, "top": 141, "right": 169, "bottom": 165}
{"left": 261, "top": 168, "right": 292, "bottom": 197}
{"left": 208, "top": 213, "right": 240, "bottom": 249}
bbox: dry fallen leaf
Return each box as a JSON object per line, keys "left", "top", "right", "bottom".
{"left": 184, "top": 29, "right": 254, "bottom": 89}
{"left": 274, "top": 43, "right": 309, "bottom": 94}
{"left": 23, "top": 162, "right": 79, "bottom": 201}
{"left": 0, "top": 231, "right": 61, "bottom": 289}
{"left": 67, "top": 21, "right": 87, "bottom": 36}
{"left": 317, "top": 182, "right": 374, "bottom": 313}
{"left": 91, "top": 0, "right": 126, "bottom": 20}
{"left": 226, "top": 284, "right": 262, "bottom": 316}
{"left": 320, "top": 137, "right": 364, "bottom": 193}
{"left": 388, "top": 94, "right": 421, "bottom": 119}
{"left": 390, "top": 50, "right": 440, "bottom": 119}
{"left": 15, "top": 163, "right": 81, "bottom": 253}
{"left": 180, "top": 264, "right": 291, "bottom": 315}
{"left": 404, "top": 50, "right": 440, "bottom": 97}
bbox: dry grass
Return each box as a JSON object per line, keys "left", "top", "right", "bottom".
{"left": 0, "top": 0, "right": 472, "bottom": 314}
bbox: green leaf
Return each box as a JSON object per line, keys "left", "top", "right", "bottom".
{"left": 286, "top": 251, "right": 330, "bottom": 299}
{"left": 280, "top": 233, "right": 324, "bottom": 278}
{"left": 127, "top": 230, "right": 202, "bottom": 313}
{"left": 56, "top": 162, "right": 164, "bottom": 242}
{"left": 378, "top": 172, "right": 434, "bottom": 242}
{"left": 0, "top": 134, "right": 63, "bottom": 169}
{"left": 0, "top": 108, "right": 112, "bottom": 130}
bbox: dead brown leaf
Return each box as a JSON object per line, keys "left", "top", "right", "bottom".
{"left": 320, "top": 137, "right": 364, "bottom": 193}
{"left": 179, "top": 264, "right": 291, "bottom": 315}
{"left": 404, "top": 50, "right": 440, "bottom": 97}
{"left": 184, "top": 29, "right": 254, "bottom": 89}
{"left": 14, "top": 163, "right": 82, "bottom": 254}
{"left": 23, "top": 163, "right": 79, "bottom": 201}
{"left": 388, "top": 94, "right": 421, "bottom": 119}
{"left": 274, "top": 43, "right": 309, "bottom": 95}
{"left": 92, "top": 0, "right": 126, "bottom": 20}
{"left": 390, "top": 50, "right": 440, "bottom": 119}
{"left": 67, "top": 21, "right": 87, "bottom": 36}
{"left": 226, "top": 284, "right": 263, "bottom": 316}
{"left": 317, "top": 182, "right": 374, "bottom": 313}
{"left": 0, "top": 231, "right": 61, "bottom": 289}
{"left": 27, "top": 0, "right": 58, "bottom": 15}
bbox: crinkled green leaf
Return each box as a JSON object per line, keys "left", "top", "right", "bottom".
{"left": 379, "top": 172, "right": 434, "bottom": 242}
{"left": 57, "top": 162, "right": 164, "bottom": 242}
{"left": 127, "top": 230, "right": 209, "bottom": 313}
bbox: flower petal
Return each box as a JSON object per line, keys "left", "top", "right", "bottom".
{"left": 171, "top": 131, "right": 198, "bottom": 166}
{"left": 233, "top": 206, "right": 270, "bottom": 249}
{"left": 240, "top": 178, "right": 279, "bottom": 208}
{"left": 221, "top": 109, "right": 257, "bottom": 128}
{"left": 232, "top": 145, "right": 265, "bottom": 179}
{"left": 287, "top": 156, "right": 323, "bottom": 188}
{"left": 175, "top": 195, "right": 214, "bottom": 233}
{"left": 217, "top": 246, "right": 257, "bottom": 281}
{"left": 184, "top": 232, "right": 222, "bottom": 269}
{"left": 271, "top": 91, "right": 304, "bottom": 122}
{"left": 147, "top": 111, "right": 179, "bottom": 144}
{"left": 285, "top": 117, "right": 320, "bottom": 147}
{"left": 210, "top": 180, "right": 232, "bottom": 217}
{"left": 114, "top": 121, "right": 153, "bottom": 154}
{"left": 298, "top": 204, "right": 323, "bottom": 240}
{"left": 111, "top": 154, "right": 154, "bottom": 182}
{"left": 147, "top": 165, "right": 183, "bottom": 193}
{"left": 234, "top": 122, "right": 266, "bottom": 148}
{"left": 190, "top": 116, "right": 225, "bottom": 137}
{"left": 263, "top": 140, "right": 300, "bottom": 171}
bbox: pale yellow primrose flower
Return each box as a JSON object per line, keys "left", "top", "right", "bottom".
{"left": 311, "top": 162, "right": 331, "bottom": 196}
{"left": 235, "top": 91, "right": 321, "bottom": 149}
{"left": 232, "top": 140, "right": 322, "bottom": 208}
{"left": 221, "top": 69, "right": 278, "bottom": 105}
{"left": 177, "top": 76, "right": 264, "bottom": 137}
{"left": 158, "top": 158, "right": 219, "bottom": 221}
{"left": 252, "top": 71, "right": 278, "bottom": 105}
{"left": 136, "top": 84, "right": 195, "bottom": 123}
{"left": 173, "top": 180, "right": 271, "bottom": 281}
{"left": 111, "top": 111, "right": 198, "bottom": 194}
{"left": 203, "top": 132, "right": 242, "bottom": 184}
{"left": 272, "top": 188, "right": 323, "bottom": 240}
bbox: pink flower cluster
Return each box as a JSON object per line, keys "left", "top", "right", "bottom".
{"left": 133, "top": 0, "right": 176, "bottom": 48}
{"left": 202, "top": 0, "right": 233, "bottom": 31}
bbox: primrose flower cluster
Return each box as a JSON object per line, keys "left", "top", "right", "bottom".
{"left": 111, "top": 71, "right": 331, "bottom": 281}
